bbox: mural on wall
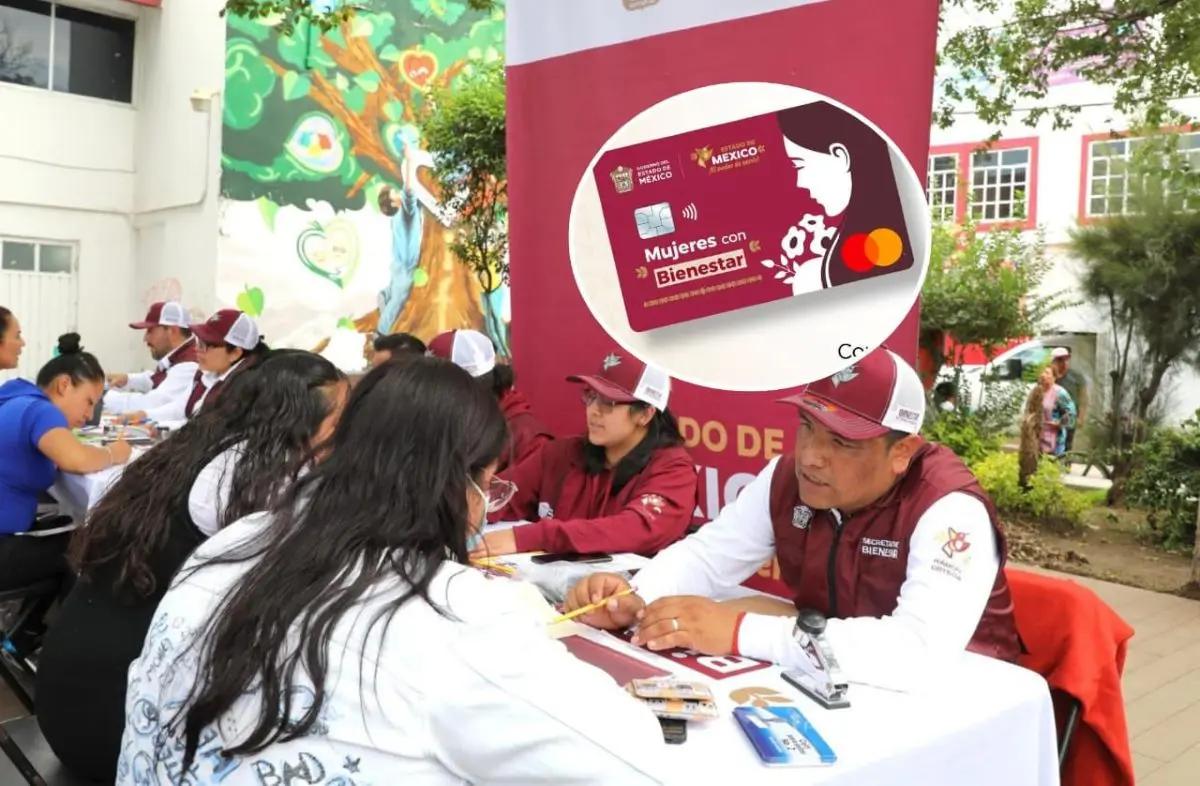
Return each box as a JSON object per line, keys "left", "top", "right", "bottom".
{"left": 217, "top": 0, "right": 508, "bottom": 365}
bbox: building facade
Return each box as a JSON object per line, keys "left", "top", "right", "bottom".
{"left": 1, "top": 0, "right": 507, "bottom": 381}
{"left": 930, "top": 29, "right": 1200, "bottom": 424}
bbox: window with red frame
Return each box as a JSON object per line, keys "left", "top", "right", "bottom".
{"left": 927, "top": 140, "right": 1038, "bottom": 228}
{"left": 1083, "top": 131, "right": 1200, "bottom": 218}
{"left": 926, "top": 153, "right": 959, "bottom": 223}
{"left": 969, "top": 147, "right": 1031, "bottom": 222}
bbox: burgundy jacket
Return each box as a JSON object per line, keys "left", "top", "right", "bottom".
{"left": 149, "top": 340, "right": 198, "bottom": 389}
{"left": 768, "top": 442, "right": 1021, "bottom": 663}
{"left": 184, "top": 358, "right": 254, "bottom": 419}
{"left": 494, "top": 437, "right": 698, "bottom": 556}
{"left": 497, "top": 388, "right": 553, "bottom": 473}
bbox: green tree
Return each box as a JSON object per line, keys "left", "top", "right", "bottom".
{"left": 223, "top": 0, "right": 497, "bottom": 32}
{"left": 219, "top": 3, "right": 504, "bottom": 212}
{"left": 416, "top": 62, "right": 508, "bottom": 348}
{"left": 1070, "top": 168, "right": 1200, "bottom": 499}
{"left": 937, "top": 0, "right": 1200, "bottom": 132}
{"left": 920, "top": 218, "right": 1070, "bottom": 374}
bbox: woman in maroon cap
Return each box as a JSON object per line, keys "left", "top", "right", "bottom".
{"left": 471, "top": 352, "right": 697, "bottom": 558}
{"left": 427, "top": 329, "right": 553, "bottom": 472}
{"left": 123, "top": 309, "right": 267, "bottom": 423}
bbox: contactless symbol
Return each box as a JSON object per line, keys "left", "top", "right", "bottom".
{"left": 840, "top": 227, "right": 904, "bottom": 273}
{"left": 681, "top": 203, "right": 699, "bottom": 221}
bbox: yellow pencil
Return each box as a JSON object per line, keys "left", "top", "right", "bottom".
{"left": 549, "top": 588, "right": 635, "bottom": 625}
{"left": 471, "top": 560, "right": 516, "bottom": 575}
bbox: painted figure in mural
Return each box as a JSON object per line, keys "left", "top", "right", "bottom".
{"left": 376, "top": 138, "right": 424, "bottom": 337}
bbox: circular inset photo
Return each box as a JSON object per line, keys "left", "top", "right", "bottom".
{"left": 568, "top": 82, "right": 931, "bottom": 392}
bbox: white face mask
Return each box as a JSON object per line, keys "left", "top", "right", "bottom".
{"left": 465, "top": 478, "right": 487, "bottom": 552}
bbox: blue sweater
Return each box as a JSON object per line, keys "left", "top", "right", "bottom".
{"left": 0, "top": 379, "right": 68, "bottom": 535}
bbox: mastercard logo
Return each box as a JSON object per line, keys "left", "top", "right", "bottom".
{"left": 841, "top": 228, "right": 904, "bottom": 273}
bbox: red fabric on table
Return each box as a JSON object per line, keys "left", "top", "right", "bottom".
{"left": 1007, "top": 568, "right": 1135, "bottom": 786}
{"left": 560, "top": 635, "right": 671, "bottom": 685}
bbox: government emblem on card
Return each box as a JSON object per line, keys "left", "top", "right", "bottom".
{"left": 610, "top": 166, "right": 634, "bottom": 194}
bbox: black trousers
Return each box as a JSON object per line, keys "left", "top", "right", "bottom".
{"left": 0, "top": 531, "right": 70, "bottom": 592}
{"left": 1064, "top": 428, "right": 1077, "bottom": 453}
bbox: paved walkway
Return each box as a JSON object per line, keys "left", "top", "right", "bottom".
{"left": 1, "top": 570, "right": 1198, "bottom": 782}
{"left": 1063, "top": 571, "right": 1200, "bottom": 784}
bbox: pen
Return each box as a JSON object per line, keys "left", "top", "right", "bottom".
{"left": 548, "top": 588, "right": 635, "bottom": 625}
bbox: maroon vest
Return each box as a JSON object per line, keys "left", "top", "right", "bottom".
{"left": 768, "top": 442, "right": 1021, "bottom": 663}
{"left": 149, "top": 340, "right": 198, "bottom": 389}
{"left": 184, "top": 371, "right": 231, "bottom": 419}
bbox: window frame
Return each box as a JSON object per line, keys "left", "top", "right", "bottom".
{"left": 927, "top": 136, "right": 1040, "bottom": 230}
{"left": 926, "top": 152, "right": 960, "bottom": 224}
{"left": 0, "top": 236, "right": 78, "bottom": 276}
{"left": 0, "top": 0, "right": 138, "bottom": 105}
{"left": 1078, "top": 127, "right": 1200, "bottom": 223}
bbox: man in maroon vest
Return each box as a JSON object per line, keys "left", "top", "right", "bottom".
{"left": 104, "top": 301, "right": 199, "bottom": 423}
{"left": 565, "top": 348, "right": 1020, "bottom": 690}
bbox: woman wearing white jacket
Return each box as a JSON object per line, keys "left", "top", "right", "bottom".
{"left": 118, "top": 355, "right": 667, "bottom": 785}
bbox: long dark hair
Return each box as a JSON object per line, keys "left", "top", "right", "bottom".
{"left": 583, "top": 404, "right": 683, "bottom": 493}
{"left": 173, "top": 356, "right": 508, "bottom": 768}
{"left": 477, "top": 363, "right": 515, "bottom": 400}
{"left": 372, "top": 331, "right": 426, "bottom": 356}
{"left": 69, "top": 350, "right": 345, "bottom": 598}
{"left": 36, "top": 333, "right": 104, "bottom": 387}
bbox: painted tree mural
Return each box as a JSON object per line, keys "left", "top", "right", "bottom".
{"left": 219, "top": 0, "right": 507, "bottom": 358}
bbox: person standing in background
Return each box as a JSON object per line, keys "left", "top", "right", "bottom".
{"left": 104, "top": 301, "right": 198, "bottom": 421}
{"left": 1050, "top": 347, "right": 1087, "bottom": 453}
{"left": 427, "top": 329, "right": 553, "bottom": 472}
{"left": 0, "top": 307, "right": 25, "bottom": 371}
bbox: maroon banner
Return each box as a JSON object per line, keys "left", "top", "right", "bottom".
{"left": 508, "top": 0, "right": 938, "bottom": 595}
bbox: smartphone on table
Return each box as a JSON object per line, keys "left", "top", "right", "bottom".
{"left": 658, "top": 717, "right": 687, "bottom": 745}
{"left": 529, "top": 552, "right": 613, "bottom": 565}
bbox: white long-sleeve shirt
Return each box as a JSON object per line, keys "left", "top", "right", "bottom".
{"left": 104, "top": 341, "right": 199, "bottom": 420}
{"left": 633, "top": 456, "right": 1000, "bottom": 692}
{"left": 118, "top": 514, "right": 669, "bottom": 785}
{"left": 186, "top": 444, "right": 244, "bottom": 536}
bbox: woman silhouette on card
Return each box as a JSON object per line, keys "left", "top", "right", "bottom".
{"left": 764, "top": 101, "right": 913, "bottom": 297}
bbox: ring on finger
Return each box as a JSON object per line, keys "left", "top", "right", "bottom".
{"left": 671, "top": 618, "right": 680, "bottom": 633}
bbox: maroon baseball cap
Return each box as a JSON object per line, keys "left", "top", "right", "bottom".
{"left": 778, "top": 348, "right": 926, "bottom": 440}
{"left": 130, "top": 301, "right": 189, "bottom": 330}
{"left": 567, "top": 351, "right": 671, "bottom": 410}
{"left": 426, "top": 329, "right": 496, "bottom": 377}
{"left": 191, "top": 309, "right": 260, "bottom": 350}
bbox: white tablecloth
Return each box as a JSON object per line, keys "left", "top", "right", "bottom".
{"left": 488, "top": 546, "right": 1060, "bottom": 785}
{"left": 572, "top": 627, "right": 1058, "bottom": 786}
{"left": 50, "top": 447, "right": 147, "bottom": 523}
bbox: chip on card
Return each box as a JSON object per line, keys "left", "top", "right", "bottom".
{"left": 593, "top": 100, "right": 915, "bottom": 333}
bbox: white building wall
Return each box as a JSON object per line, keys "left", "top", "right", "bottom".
{"left": 0, "top": 0, "right": 224, "bottom": 377}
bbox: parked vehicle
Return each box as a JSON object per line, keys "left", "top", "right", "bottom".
{"left": 938, "top": 335, "right": 1097, "bottom": 415}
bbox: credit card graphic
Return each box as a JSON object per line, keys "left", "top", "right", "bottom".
{"left": 593, "top": 100, "right": 914, "bottom": 333}
{"left": 732, "top": 705, "right": 837, "bottom": 767}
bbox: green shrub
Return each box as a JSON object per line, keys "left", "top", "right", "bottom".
{"left": 923, "top": 411, "right": 1002, "bottom": 466}
{"left": 1126, "top": 412, "right": 1200, "bottom": 550}
{"left": 972, "top": 451, "right": 1090, "bottom": 528}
